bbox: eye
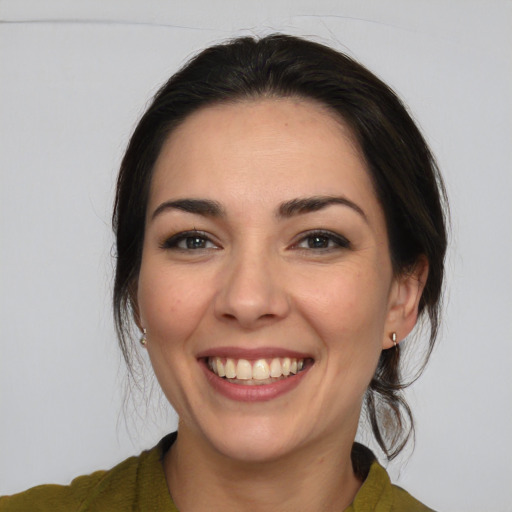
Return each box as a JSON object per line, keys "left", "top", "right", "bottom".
{"left": 160, "top": 230, "right": 219, "bottom": 251}
{"left": 293, "top": 230, "right": 350, "bottom": 251}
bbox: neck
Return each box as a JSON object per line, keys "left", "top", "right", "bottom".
{"left": 164, "top": 424, "right": 362, "bottom": 512}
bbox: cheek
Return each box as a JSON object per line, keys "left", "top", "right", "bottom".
{"left": 136, "top": 263, "right": 214, "bottom": 411}
{"left": 137, "top": 263, "right": 212, "bottom": 348}
{"left": 294, "top": 266, "right": 390, "bottom": 354}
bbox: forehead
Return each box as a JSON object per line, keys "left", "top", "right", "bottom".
{"left": 149, "top": 98, "right": 379, "bottom": 219}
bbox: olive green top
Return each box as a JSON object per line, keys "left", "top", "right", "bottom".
{"left": 0, "top": 433, "right": 435, "bottom": 511}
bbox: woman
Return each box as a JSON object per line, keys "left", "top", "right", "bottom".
{"left": 0, "top": 34, "right": 447, "bottom": 511}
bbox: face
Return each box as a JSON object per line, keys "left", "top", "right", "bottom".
{"left": 137, "top": 98, "right": 413, "bottom": 463}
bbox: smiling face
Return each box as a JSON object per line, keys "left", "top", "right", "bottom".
{"left": 136, "top": 98, "right": 419, "bottom": 463}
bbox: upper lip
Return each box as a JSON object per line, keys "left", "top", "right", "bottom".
{"left": 196, "top": 346, "right": 313, "bottom": 360}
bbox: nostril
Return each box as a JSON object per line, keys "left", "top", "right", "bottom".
{"left": 221, "top": 311, "right": 278, "bottom": 326}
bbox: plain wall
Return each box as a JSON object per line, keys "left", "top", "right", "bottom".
{"left": 1, "top": 1, "right": 511, "bottom": 510}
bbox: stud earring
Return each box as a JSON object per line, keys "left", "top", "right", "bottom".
{"left": 140, "top": 328, "right": 147, "bottom": 347}
{"left": 391, "top": 332, "right": 398, "bottom": 349}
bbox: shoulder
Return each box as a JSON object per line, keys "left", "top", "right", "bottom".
{"left": 0, "top": 434, "right": 176, "bottom": 512}
{"left": 0, "top": 454, "right": 143, "bottom": 512}
{"left": 354, "top": 462, "right": 436, "bottom": 512}
{"left": 0, "top": 469, "right": 107, "bottom": 512}
{"left": 349, "top": 445, "right": 436, "bottom": 512}
{"left": 390, "top": 483, "right": 436, "bottom": 512}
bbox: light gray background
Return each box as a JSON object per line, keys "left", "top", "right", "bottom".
{"left": 1, "top": 1, "right": 511, "bottom": 511}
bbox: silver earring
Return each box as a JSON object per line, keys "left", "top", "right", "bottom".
{"left": 391, "top": 332, "right": 398, "bottom": 349}
{"left": 140, "top": 328, "right": 147, "bottom": 347}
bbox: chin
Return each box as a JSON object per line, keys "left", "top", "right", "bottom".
{"left": 198, "top": 418, "right": 307, "bottom": 464}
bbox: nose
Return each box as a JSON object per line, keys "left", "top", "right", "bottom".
{"left": 214, "top": 247, "right": 291, "bottom": 329}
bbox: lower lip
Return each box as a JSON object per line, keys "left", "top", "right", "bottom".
{"left": 200, "top": 361, "right": 310, "bottom": 402}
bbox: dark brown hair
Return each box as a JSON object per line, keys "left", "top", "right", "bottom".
{"left": 113, "top": 34, "right": 448, "bottom": 460}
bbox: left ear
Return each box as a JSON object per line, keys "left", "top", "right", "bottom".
{"left": 383, "top": 256, "right": 429, "bottom": 349}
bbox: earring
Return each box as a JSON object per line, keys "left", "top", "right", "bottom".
{"left": 391, "top": 332, "right": 398, "bottom": 349}
{"left": 140, "top": 328, "right": 147, "bottom": 347}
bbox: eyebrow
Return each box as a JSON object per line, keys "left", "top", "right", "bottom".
{"left": 151, "top": 198, "right": 225, "bottom": 220}
{"left": 278, "top": 196, "right": 367, "bottom": 221}
{"left": 151, "top": 195, "right": 367, "bottom": 222}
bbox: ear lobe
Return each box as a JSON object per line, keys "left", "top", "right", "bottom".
{"left": 383, "top": 257, "right": 429, "bottom": 349}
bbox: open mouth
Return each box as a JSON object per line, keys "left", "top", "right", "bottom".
{"left": 205, "top": 356, "right": 312, "bottom": 386}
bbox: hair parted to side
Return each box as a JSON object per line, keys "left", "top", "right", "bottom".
{"left": 113, "top": 34, "right": 448, "bottom": 460}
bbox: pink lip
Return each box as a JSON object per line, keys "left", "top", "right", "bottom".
{"left": 196, "top": 346, "right": 312, "bottom": 360}
{"left": 198, "top": 351, "right": 313, "bottom": 403}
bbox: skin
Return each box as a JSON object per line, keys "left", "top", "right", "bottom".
{"left": 136, "top": 98, "right": 427, "bottom": 511}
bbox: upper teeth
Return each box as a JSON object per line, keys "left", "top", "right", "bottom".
{"left": 208, "top": 357, "right": 304, "bottom": 380}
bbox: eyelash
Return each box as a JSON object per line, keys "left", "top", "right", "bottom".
{"left": 160, "top": 230, "right": 219, "bottom": 251}
{"left": 292, "top": 230, "right": 351, "bottom": 251}
{"left": 160, "top": 229, "right": 350, "bottom": 252}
